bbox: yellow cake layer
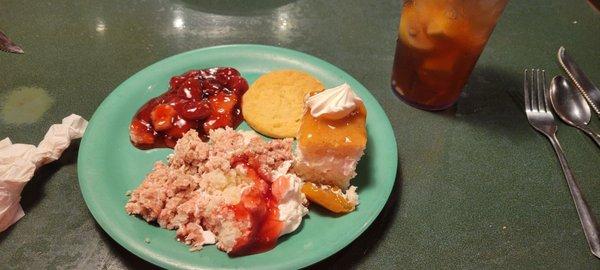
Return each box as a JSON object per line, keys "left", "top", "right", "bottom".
{"left": 297, "top": 103, "right": 367, "bottom": 157}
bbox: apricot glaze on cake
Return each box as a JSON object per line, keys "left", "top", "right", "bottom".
{"left": 294, "top": 83, "right": 367, "bottom": 188}
{"left": 293, "top": 83, "right": 366, "bottom": 212}
{"left": 125, "top": 128, "right": 308, "bottom": 255}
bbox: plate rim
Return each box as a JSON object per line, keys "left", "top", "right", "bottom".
{"left": 78, "top": 44, "right": 398, "bottom": 269}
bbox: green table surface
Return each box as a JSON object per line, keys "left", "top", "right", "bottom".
{"left": 1, "top": 0, "right": 599, "bottom": 269}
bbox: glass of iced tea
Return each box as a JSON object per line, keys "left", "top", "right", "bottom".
{"left": 391, "top": 0, "right": 508, "bottom": 110}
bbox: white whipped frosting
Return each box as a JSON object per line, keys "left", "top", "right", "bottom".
{"left": 272, "top": 161, "right": 308, "bottom": 236}
{"left": 201, "top": 229, "right": 216, "bottom": 245}
{"left": 306, "top": 83, "right": 363, "bottom": 120}
{"left": 334, "top": 185, "right": 359, "bottom": 207}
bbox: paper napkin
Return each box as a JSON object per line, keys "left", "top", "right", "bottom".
{"left": 0, "top": 114, "right": 87, "bottom": 232}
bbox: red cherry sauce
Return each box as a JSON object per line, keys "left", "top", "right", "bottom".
{"left": 228, "top": 154, "right": 284, "bottom": 256}
{"left": 129, "top": 67, "right": 249, "bottom": 149}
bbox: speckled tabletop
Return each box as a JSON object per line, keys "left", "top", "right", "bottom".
{"left": 1, "top": 0, "right": 600, "bottom": 269}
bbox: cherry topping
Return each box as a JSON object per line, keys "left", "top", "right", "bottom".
{"left": 179, "top": 100, "right": 211, "bottom": 120}
{"left": 228, "top": 76, "right": 249, "bottom": 95}
{"left": 150, "top": 104, "right": 177, "bottom": 131}
{"left": 210, "top": 92, "right": 238, "bottom": 113}
{"left": 130, "top": 119, "right": 155, "bottom": 146}
{"left": 176, "top": 77, "right": 202, "bottom": 99}
{"left": 217, "top": 67, "right": 241, "bottom": 77}
{"left": 169, "top": 76, "right": 186, "bottom": 90}
{"left": 201, "top": 79, "right": 221, "bottom": 97}
{"left": 216, "top": 73, "right": 230, "bottom": 86}
{"left": 129, "top": 67, "right": 247, "bottom": 149}
{"left": 160, "top": 94, "right": 181, "bottom": 107}
{"left": 166, "top": 117, "right": 196, "bottom": 139}
{"left": 184, "top": 70, "right": 201, "bottom": 78}
{"left": 203, "top": 93, "right": 239, "bottom": 133}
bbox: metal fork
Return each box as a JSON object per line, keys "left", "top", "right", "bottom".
{"left": 524, "top": 68, "right": 600, "bottom": 258}
{"left": 0, "top": 30, "right": 24, "bottom": 54}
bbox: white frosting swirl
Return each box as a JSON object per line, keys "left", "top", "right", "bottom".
{"left": 271, "top": 161, "right": 308, "bottom": 236}
{"left": 305, "top": 83, "right": 363, "bottom": 120}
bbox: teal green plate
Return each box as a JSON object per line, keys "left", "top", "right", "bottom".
{"left": 78, "top": 44, "right": 397, "bottom": 270}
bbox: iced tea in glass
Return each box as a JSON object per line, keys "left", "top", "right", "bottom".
{"left": 391, "top": 0, "right": 508, "bottom": 110}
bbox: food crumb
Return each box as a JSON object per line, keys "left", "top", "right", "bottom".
{"left": 573, "top": 20, "right": 578, "bottom": 24}
{"left": 144, "top": 237, "right": 151, "bottom": 244}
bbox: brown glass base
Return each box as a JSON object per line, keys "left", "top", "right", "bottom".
{"left": 391, "top": 83, "right": 458, "bottom": 111}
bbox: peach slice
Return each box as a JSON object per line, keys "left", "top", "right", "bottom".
{"left": 301, "top": 182, "right": 355, "bottom": 214}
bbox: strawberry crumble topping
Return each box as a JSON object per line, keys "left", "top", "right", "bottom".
{"left": 125, "top": 128, "right": 308, "bottom": 254}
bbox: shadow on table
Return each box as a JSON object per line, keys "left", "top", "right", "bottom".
{"left": 0, "top": 141, "right": 80, "bottom": 243}
{"left": 181, "top": 0, "right": 297, "bottom": 16}
{"left": 94, "top": 222, "right": 161, "bottom": 270}
{"left": 0, "top": 224, "right": 15, "bottom": 244}
{"left": 19, "top": 141, "right": 81, "bottom": 212}
{"left": 435, "top": 66, "right": 528, "bottom": 136}
{"left": 307, "top": 159, "right": 403, "bottom": 269}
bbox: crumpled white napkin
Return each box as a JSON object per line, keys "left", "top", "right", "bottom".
{"left": 0, "top": 114, "right": 87, "bottom": 232}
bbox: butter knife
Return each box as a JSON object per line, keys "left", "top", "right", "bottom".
{"left": 0, "top": 30, "right": 24, "bottom": 54}
{"left": 558, "top": 47, "right": 600, "bottom": 117}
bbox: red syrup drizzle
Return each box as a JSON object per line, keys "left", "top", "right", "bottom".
{"left": 228, "top": 154, "right": 284, "bottom": 256}
{"left": 129, "top": 67, "right": 248, "bottom": 149}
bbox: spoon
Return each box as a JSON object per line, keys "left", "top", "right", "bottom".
{"left": 550, "top": 75, "right": 600, "bottom": 147}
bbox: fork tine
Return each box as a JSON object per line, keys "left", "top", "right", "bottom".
{"left": 536, "top": 69, "right": 544, "bottom": 112}
{"left": 542, "top": 69, "right": 550, "bottom": 113}
{"left": 530, "top": 69, "right": 538, "bottom": 111}
{"left": 524, "top": 69, "right": 531, "bottom": 111}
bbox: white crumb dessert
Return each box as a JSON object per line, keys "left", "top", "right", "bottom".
{"left": 125, "top": 128, "right": 308, "bottom": 255}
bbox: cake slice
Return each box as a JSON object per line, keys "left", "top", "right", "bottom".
{"left": 294, "top": 83, "right": 367, "bottom": 189}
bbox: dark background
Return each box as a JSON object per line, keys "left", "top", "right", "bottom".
{"left": 1, "top": 0, "right": 600, "bottom": 268}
